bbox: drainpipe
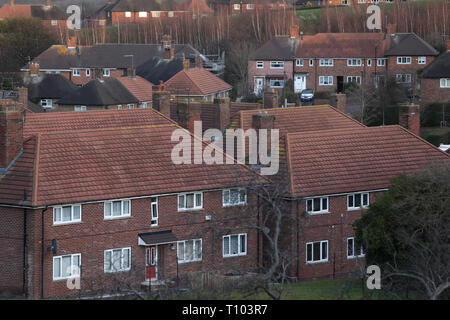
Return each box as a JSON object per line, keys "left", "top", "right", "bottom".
{"left": 23, "top": 207, "right": 27, "bottom": 297}
{"left": 296, "top": 199, "right": 299, "bottom": 280}
{"left": 40, "top": 206, "right": 48, "bottom": 299}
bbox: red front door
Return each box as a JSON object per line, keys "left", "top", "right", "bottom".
{"left": 145, "top": 246, "right": 157, "bottom": 280}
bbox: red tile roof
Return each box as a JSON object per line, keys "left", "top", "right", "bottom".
{"left": 116, "top": 76, "right": 154, "bottom": 102}
{"left": 0, "top": 4, "right": 31, "bottom": 19}
{"left": 232, "top": 105, "right": 364, "bottom": 135}
{"left": 165, "top": 67, "right": 231, "bottom": 96}
{"left": 23, "top": 108, "right": 175, "bottom": 138}
{"left": 285, "top": 126, "right": 450, "bottom": 197}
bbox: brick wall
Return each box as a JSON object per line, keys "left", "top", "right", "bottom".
{"left": 9, "top": 190, "right": 260, "bottom": 298}
{"left": 386, "top": 55, "right": 435, "bottom": 87}
{"left": 248, "top": 60, "right": 294, "bottom": 93}
{"left": 59, "top": 69, "right": 125, "bottom": 86}
{"left": 420, "top": 78, "right": 450, "bottom": 105}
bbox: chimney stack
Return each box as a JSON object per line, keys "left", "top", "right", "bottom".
{"left": 195, "top": 56, "right": 203, "bottom": 69}
{"left": 67, "top": 36, "right": 77, "bottom": 49}
{"left": 177, "top": 102, "right": 201, "bottom": 133}
{"left": 162, "top": 35, "right": 174, "bottom": 60}
{"left": 399, "top": 104, "right": 420, "bottom": 136}
{"left": 152, "top": 81, "right": 171, "bottom": 119}
{"left": 0, "top": 102, "right": 24, "bottom": 172}
{"left": 18, "top": 87, "right": 28, "bottom": 108}
{"left": 10, "top": 0, "right": 14, "bottom": 7}
{"left": 252, "top": 111, "right": 275, "bottom": 156}
{"left": 127, "top": 67, "right": 136, "bottom": 79}
{"left": 183, "top": 59, "right": 190, "bottom": 70}
{"left": 29, "top": 63, "right": 40, "bottom": 76}
{"left": 214, "top": 98, "right": 230, "bottom": 132}
{"left": 263, "top": 89, "right": 279, "bottom": 109}
{"left": 387, "top": 23, "right": 397, "bottom": 35}
{"left": 335, "top": 93, "right": 347, "bottom": 114}
{"left": 290, "top": 25, "right": 299, "bottom": 39}
{"left": 46, "top": 0, "right": 51, "bottom": 6}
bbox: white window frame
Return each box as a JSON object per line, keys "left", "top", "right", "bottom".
{"left": 72, "top": 69, "right": 80, "bottom": 76}
{"left": 233, "top": 4, "right": 240, "bottom": 10}
{"left": 347, "top": 76, "right": 361, "bottom": 84}
{"left": 319, "top": 76, "right": 333, "bottom": 86}
{"left": 223, "top": 233, "right": 247, "bottom": 257}
{"left": 246, "top": 4, "right": 254, "bottom": 10}
{"left": 418, "top": 56, "right": 426, "bottom": 64}
{"left": 347, "top": 58, "right": 362, "bottom": 66}
{"left": 151, "top": 197, "right": 158, "bottom": 226}
{"left": 319, "top": 58, "right": 334, "bottom": 66}
{"left": 367, "top": 59, "right": 372, "bottom": 66}
{"left": 270, "top": 61, "right": 284, "bottom": 69}
{"left": 269, "top": 78, "right": 284, "bottom": 88}
{"left": 51, "top": 20, "right": 57, "bottom": 26}
{"left": 256, "top": 61, "right": 264, "bottom": 69}
{"left": 117, "top": 105, "right": 123, "bottom": 110}
{"left": 125, "top": 11, "right": 131, "bottom": 18}
{"left": 138, "top": 11, "right": 147, "bottom": 18}
{"left": 104, "top": 247, "right": 131, "bottom": 273}
{"left": 347, "top": 192, "right": 370, "bottom": 210}
{"left": 53, "top": 253, "right": 81, "bottom": 280}
{"left": 223, "top": 188, "right": 247, "bottom": 207}
{"left": 74, "top": 106, "right": 86, "bottom": 111}
{"left": 103, "top": 68, "right": 110, "bottom": 77}
{"left": 347, "top": 237, "right": 365, "bottom": 259}
{"left": 40, "top": 99, "right": 52, "bottom": 108}
{"left": 178, "top": 192, "right": 203, "bottom": 211}
{"left": 127, "top": 104, "right": 134, "bottom": 109}
{"left": 168, "top": 11, "right": 174, "bottom": 18}
{"left": 151, "top": 11, "right": 160, "bottom": 18}
{"left": 104, "top": 199, "right": 131, "bottom": 219}
{"left": 440, "top": 78, "right": 450, "bottom": 88}
{"left": 397, "top": 56, "right": 412, "bottom": 64}
{"left": 296, "top": 58, "right": 304, "bottom": 67}
{"left": 377, "top": 58, "right": 386, "bottom": 66}
{"left": 396, "top": 74, "right": 412, "bottom": 83}
{"left": 53, "top": 204, "right": 82, "bottom": 225}
{"left": 309, "top": 59, "right": 314, "bottom": 66}
{"left": 85, "top": 69, "right": 91, "bottom": 76}
{"left": 306, "top": 240, "right": 328, "bottom": 263}
{"left": 177, "top": 239, "right": 202, "bottom": 263}
{"left": 306, "top": 197, "right": 329, "bottom": 214}
{"left": 140, "top": 102, "right": 148, "bottom": 108}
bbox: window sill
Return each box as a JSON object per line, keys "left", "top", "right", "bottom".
{"left": 53, "top": 221, "right": 82, "bottom": 226}
{"left": 177, "top": 208, "right": 203, "bottom": 212}
{"left": 177, "top": 260, "right": 202, "bottom": 264}
{"left": 53, "top": 276, "right": 79, "bottom": 282}
{"left": 347, "top": 207, "right": 368, "bottom": 212}
{"left": 347, "top": 255, "right": 365, "bottom": 260}
{"left": 223, "top": 254, "right": 247, "bottom": 259}
{"left": 104, "top": 269, "right": 131, "bottom": 274}
{"left": 104, "top": 215, "right": 131, "bottom": 221}
{"left": 306, "top": 260, "right": 328, "bottom": 265}
{"left": 223, "top": 203, "right": 247, "bottom": 208}
{"left": 306, "top": 211, "right": 329, "bottom": 215}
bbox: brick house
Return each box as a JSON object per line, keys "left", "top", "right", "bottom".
{"left": 21, "top": 36, "right": 209, "bottom": 86}
{"left": 0, "top": 104, "right": 263, "bottom": 298}
{"left": 0, "top": 1, "right": 67, "bottom": 28}
{"left": 164, "top": 62, "right": 232, "bottom": 102}
{"left": 55, "top": 75, "right": 153, "bottom": 112}
{"left": 249, "top": 27, "right": 439, "bottom": 96}
{"left": 228, "top": 105, "right": 449, "bottom": 280}
{"left": 420, "top": 43, "right": 450, "bottom": 106}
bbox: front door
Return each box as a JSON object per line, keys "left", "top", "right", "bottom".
{"left": 145, "top": 246, "right": 157, "bottom": 280}
{"left": 254, "top": 77, "right": 264, "bottom": 95}
{"left": 294, "top": 74, "right": 306, "bottom": 93}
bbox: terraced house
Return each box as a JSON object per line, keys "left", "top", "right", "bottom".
{"left": 249, "top": 26, "right": 439, "bottom": 95}
{"left": 0, "top": 104, "right": 263, "bottom": 298}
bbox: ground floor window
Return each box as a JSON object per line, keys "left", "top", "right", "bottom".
{"left": 53, "top": 254, "right": 81, "bottom": 280}
{"left": 347, "top": 237, "right": 365, "bottom": 258}
{"left": 319, "top": 76, "right": 333, "bottom": 86}
{"left": 177, "top": 239, "right": 202, "bottom": 263}
{"left": 223, "top": 233, "right": 247, "bottom": 257}
{"left": 104, "top": 247, "right": 131, "bottom": 272}
{"left": 306, "top": 240, "right": 328, "bottom": 263}
{"left": 269, "top": 78, "right": 284, "bottom": 88}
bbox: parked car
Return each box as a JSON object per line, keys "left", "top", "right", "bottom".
{"left": 300, "top": 89, "right": 314, "bottom": 102}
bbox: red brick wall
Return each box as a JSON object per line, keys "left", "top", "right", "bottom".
{"left": 386, "top": 55, "right": 435, "bottom": 86}
{"left": 111, "top": 11, "right": 186, "bottom": 25}
{"left": 420, "top": 78, "right": 450, "bottom": 105}
{"left": 58, "top": 69, "right": 125, "bottom": 86}
{"left": 248, "top": 60, "right": 294, "bottom": 93}
{"left": 14, "top": 190, "right": 259, "bottom": 298}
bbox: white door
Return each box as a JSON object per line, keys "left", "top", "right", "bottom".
{"left": 294, "top": 74, "right": 306, "bottom": 93}
{"left": 254, "top": 77, "right": 264, "bottom": 95}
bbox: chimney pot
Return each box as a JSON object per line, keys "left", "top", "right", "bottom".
{"left": 195, "top": 56, "right": 202, "bottom": 68}
{"left": 183, "top": 59, "right": 190, "bottom": 70}
{"left": 29, "top": 63, "right": 40, "bottom": 76}
{"left": 290, "top": 25, "right": 299, "bottom": 39}
{"left": 399, "top": 104, "right": 420, "bottom": 136}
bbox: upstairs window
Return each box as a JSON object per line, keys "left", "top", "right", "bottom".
{"left": 103, "top": 69, "right": 110, "bottom": 77}
{"left": 418, "top": 56, "right": 426, "bottom": 64}
{"left": 347, "top": 237, "right": 365, "bottom": 258}
{"left": 125, "top": 11, "right": 131, "bottom": 18}
{"left": 347, "top": 192, "right": 369, "bottom": 210}
{"left": 377, "top": 58, "right": 386, "bottom": 66}
{"left": 246, "top": 4, "right": 254, "bottom": 10}
{"left": 168, "top": 11, "right": 174, "bottom": 18}
{"left": 178, "top": 192, "right": 203, "bottom": 211}
{"left": 319, "top": 58, "right": 334, "bottom": 66}
{"left": 397, "top": 56, "right": 411, "bottom": 64}
{"left": 51, "top": 20, "right": 57, "bottom": 26}
{"left": 85, "top": 69, "right": 91, "bottom": 76}
{"left": 151, "top": 11, "right": 160, "bottom": 18}
{"left": 309, "top": 59, "right": 314, "bottom": 66}
{"left": 306, "top": 240, "right": 328, "bottom": 263}
{"left": 347, "top": 59, "right": 362, "bottom": 66}
{"left": 53, "top": 205, "right": 81, "bottom": 225}
{"left": 104, "top": 199, "right": 131, "bottom": 219}
{"left": 367, "top": 59, "right": 372, "bottom": 66}
{"left": 233, "top": 4, "right": 240, "bottom": 10}
{"left": 223, "top": 188, "right": 247, "bottom": 207}
{"left": 256, "top": 61, "right": 264, "bottom": 69}
{"left": 74, "top": 106, "right": 86, "bottom": 112}
{"left": 151, "top": 197, "right": 158, "bottom": 226}
{"left": 72, "top": 69, "right": 80, "bottom": 76}
{"left": 127, "top": 104, "right": 135, "bottom": 109}
{"left": 270, "top": 61, "right": 284, "bottom": 69}
{"left": 223, "top": 234, "right": 247, "bottom": 257}
{"left": 296, "top": 58, "right": 304, "bottom": 67}
{"left": 306, "top": 197, "right": 328, "bottom": 214}
{"left": 138, "top": 11, "right": 147, "bottom": 18}
{"left": 40, "top": 99, "right": 52, "bottom": 108}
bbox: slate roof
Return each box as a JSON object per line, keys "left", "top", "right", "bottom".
{"left": 251, "top": 36, "right": 299, "bottom": 60}
{"left": 26, "top": 43, "right": 205, "bottom": 70}
{"left": 421, "top": 50, "right": 450, "bottom": 78}
{"left": 0, "top": 3, "right": 66, "bottom": 20}
{"left": 285, "top": 126, "right": 450, "bottom": 197}
{"left": 111, "top": 0, "right": 188, "bottom": 11}
{"left": 164, "top": 67, "right": 231, "bottom": 95}
{"left": 25, "top": 73, "right": 78, "bottom": 100}
{"left": 136, "top": 56, "right": 185, "bottom": 84}
{"left": 385, "top": 33, "right": 439, "bottom": 56}
{"left": 56, "top": 78, "right": 139, "bottom": 106}
{"left": 0, "top": 122, "right": 262, "bottom": 206}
